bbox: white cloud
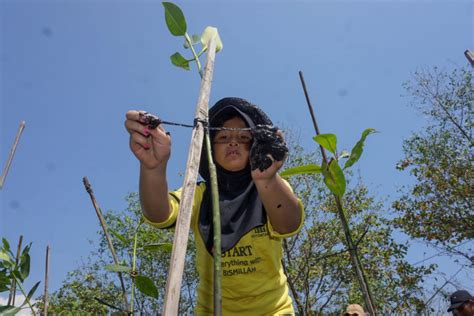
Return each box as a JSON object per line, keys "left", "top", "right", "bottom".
{"left": 0, "top": 294, "right": 38, "bottom": 315}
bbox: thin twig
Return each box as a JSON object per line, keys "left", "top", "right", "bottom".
{"left": 82, "top": 177, "right": 130, "bottom": 312}
{"left": 1, "top": 121, "right": 25, "bottom": 189}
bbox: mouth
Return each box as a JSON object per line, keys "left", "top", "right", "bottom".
{"left": 226, "top": 149, "right": 240, "bottom": 157}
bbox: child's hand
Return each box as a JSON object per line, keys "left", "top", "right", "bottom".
{"left": 250, "top": 126, "right": 288, "bottom": 172}
{"left": 125, "top": 110, "right": 171, "bottom": 170}
{"left": 251, "top": 155, "right": 284, "bottom": 182}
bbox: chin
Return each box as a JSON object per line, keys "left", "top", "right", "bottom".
{"left": 224, "top": 164, "right": 247, "bottom": 172}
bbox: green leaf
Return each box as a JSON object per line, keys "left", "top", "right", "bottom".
{"left": 162, "top": 2, "right": 187, "bottom": 36}
{"left": 143, "top": 243, "right": 173, "bottom": 253}
{"left": 0, "top": 271, "right": 11, "bottom": 292}
{"left": 200, "top": 26, "right": 223, "bottom": 52}
{"left": 184, "top": 34, "right": 200, "bottom": 49}
{"left": 22, "top": 281, "right": 40, "bottom": 307}
{"left": 280, "top": 164, "right": 322, "bottom": 178}
{"left": 1, "top": 238, "right": 11, "bottom": 255}
{"left": 313, "top": 134, "right": 337, "bottom": 155}
{"left": 109, "top": 229, "right": 128, "bottom": 245}
{"left": 0, "top": 251, "right": 12, "bottom": 263}
{"left": 135, "top": 275, "right": 158, "bottom": 299}
{"left": 344, "top": 128, "right": 376, "bottom": 170}
{"left": 170, "top": 52, "right": 190, "bottom": 70}
{"left": 20, "top": 253, "right": 30, "bottom": 280}
{"left": 0, "top": 306, "right": 22, "bottom": 315}
{"left": 322, "top": 159, "right": 346, "bottom": 198}
{"left": 104, "top": 264, "right": 131, "bottom": 273}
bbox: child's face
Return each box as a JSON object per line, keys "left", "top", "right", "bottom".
{"left": 212, "top": 116, "right": 252, "bottom": 172}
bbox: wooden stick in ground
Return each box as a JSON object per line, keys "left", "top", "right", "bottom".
{"left": 298, "top": 71, "right": 377, "bottom": 315}
{"left": 162, "top": 36, "right": 217, "bottom": 316}
{"left": 7, "top": 235, "right": 23, "bottom": 306}
{"left": 82, "top": 177, "right": 130, "bottom": 312}
{"left": 0, "top": 121, "right": 26, "bottom": 189}
{"left": 43, "top": 245, "right": 50, "bottom": 316}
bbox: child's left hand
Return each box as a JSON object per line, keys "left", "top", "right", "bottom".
{"left": 251, "top": 154, "right": 285, "bottom": 182}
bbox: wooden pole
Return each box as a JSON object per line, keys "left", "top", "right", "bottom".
{"left": 465, "top": 49, "right": 474, "bottom": 67}
{"left": 299, "top": 71, "right": 377, "bottom": 315}
{"left": 0, "top": 121, "right": 25, "bottom": 189}
{"left": 162, "top": 36, "right": 217, "bottom": 315}
{"left": 43, "top": 245, "right": 50, "bottom": 316}
{"left": 82, "top": 177, "right": 130, "bottom": 312}
{"left": 7, "top": 235, "right": 23, "bottom": 306}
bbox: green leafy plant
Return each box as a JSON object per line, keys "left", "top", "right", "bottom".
{"left": 0, "top": 237, "right": 40, "bottom": 315}
{"left": 103, "top": 219, "right": 172, "bottom": 314}
{"left": 281, "top": 128, "right": 376, "bottom": 198}
{"left": 163, "top": 1, "right": 223, "bottom": 77}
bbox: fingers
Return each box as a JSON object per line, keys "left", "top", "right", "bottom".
{"left": 276, "top": 129, "right": 285, "bottom": 142}
{"left": 125, "top": 118, "right": 151, "bottom": 137}
{"left": 130, "top": 131, "right": 151, "bottom": 150}
{"left": 125, "top": 110, "right": 170, "bottom": 137}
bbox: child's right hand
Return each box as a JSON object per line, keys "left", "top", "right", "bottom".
{"left": 125, "top": 110, "right": 171, "bottom": 170}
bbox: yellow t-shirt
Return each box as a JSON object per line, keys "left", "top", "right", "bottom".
{"left": 145, "top": 181, "right": 304, "bottom": 316}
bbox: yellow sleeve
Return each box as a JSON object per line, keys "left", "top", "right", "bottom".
{"left": 142, "top": 183, "right": 206, "bottom": 229}
{"left": 267, "top": 179, "right": 305, "bottom": 239}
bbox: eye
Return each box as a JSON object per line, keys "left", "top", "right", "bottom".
{"left": 239, "top": 135, "right": 252, "bottom": 142}
{"left": 214, "top": 132, "right": 229, "bottom": 143}
{"left": 238, "top": 132, "right": 252, "bottom": 143}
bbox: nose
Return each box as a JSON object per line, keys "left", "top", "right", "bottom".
{"left": 227, "top": 136, "right": 240, "bottom": 146}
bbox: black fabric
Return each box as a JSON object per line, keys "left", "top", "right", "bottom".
{"left": 198, "top": 97, "right": 274, "bottom": 255}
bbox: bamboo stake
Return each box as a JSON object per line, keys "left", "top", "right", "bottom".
{"left": 162, "top": 36, "right": 217, "bottom": 315}
{"left": 82, "top": 177, "right": 130, "bottom": 312}
{"left": 43, "top": 245, "right": 50, "bottom": 316}
{"left": 0, "top": 121, "right": 25, "bottom": 189}
{"left": 7, "top": 235, "right": 23, "bottom": 306}
{"left": 299, "top": 71, "right": 377, "bottom": 315}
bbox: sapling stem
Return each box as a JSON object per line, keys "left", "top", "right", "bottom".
{"left": 185, "top": 33, "right": 203, "bottom": 77}
{"left": 130, "top": 220, "right": 142, "bottom": 315}
{"left": 298, "top": 71, "right": 377, "bottom": 315}
{"left": 8, "top": 235, "right": 23, "bottom": 306}
{"left": 82, "top": 177, "right": 130, "bottom": 312}
{"left": 205, "top": 129, "right": 222, "bottom": 316}
{"left": 11, "top": 274, "right": 35, "bottom": 313}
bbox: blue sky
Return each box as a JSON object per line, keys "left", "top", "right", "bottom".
{"left": 1, "top": 0, "right": 472, "bottom": 309}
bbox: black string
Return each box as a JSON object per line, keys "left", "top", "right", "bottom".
{"left": 140, "top": 112, "right": 270, "bottom": 131}
{"left": 160, "top": 119, "right": 269, "bottom": 131}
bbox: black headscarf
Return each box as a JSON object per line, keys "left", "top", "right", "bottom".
{"left": 198, "top": 97, "right": 273, "bottom": 255}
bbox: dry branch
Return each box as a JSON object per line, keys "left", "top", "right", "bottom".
{"left": 82, "top": 177, "right": 130, "bottom": 312}
{"left": 0, "top": 121, "right": 25, "bottom": 189}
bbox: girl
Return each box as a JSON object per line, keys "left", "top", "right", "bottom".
{"left": 125, "top": 97, "right": 304, "bottom": 315}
